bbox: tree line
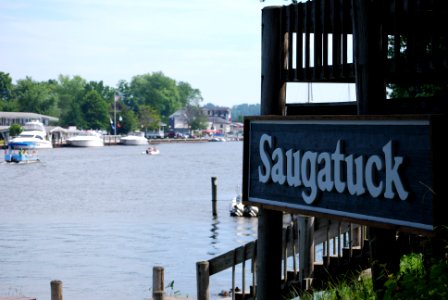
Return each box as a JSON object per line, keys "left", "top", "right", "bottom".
{"left": 0, "top": 71, "right": 206, "bottom": 134}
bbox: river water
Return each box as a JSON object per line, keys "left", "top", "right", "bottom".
{"left": 0, "top": 141, "right": 257, "bottom": 300}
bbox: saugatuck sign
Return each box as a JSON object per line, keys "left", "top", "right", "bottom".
{"left": 243, "top": 116, "right": 441, "bottom": 232}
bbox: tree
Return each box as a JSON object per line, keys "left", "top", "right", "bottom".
{"left": 177, "top": 81, "right": 203, "bottom": 107}
{"left": 81, "top": 90, "right": 110, "bottom": 130}
{"left": 0, "top": 72, "right": 14, "bottom": 111}
{"left": 9, "top": 123, "right": 22, "bottom": 137}
{"left": 56, "top": 75, "right": 87, "bottom": 127}
{"left": 84, "top": 81, "right": 115, "bottom": 104}
{"left": 184, "top": 105, "right": 208, "bottom": 131}
{"left": 138, "top": 104, "right": 161, "bottom": 132}
{"left": 14, "top": 77, "right": 58, "bottom": 116}
{"left": 231, "top": 103, "right": 260, "bottom": 122}
{"left": 387, "top": 36, "right": 448, "bottom": 99}
{"left": 129, "top": 72, "right": 182, "bottom": 120}
{"left": 118, "top": 107, "right": 138, "bottom": 134}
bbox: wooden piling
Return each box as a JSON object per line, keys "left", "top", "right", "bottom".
{"left": 153, "top": 266, "right": 165, "bottom": 300}
{"left": 50, "top": 280, "right": 63, "bottom": 300}
{"left": 211, "top": 177, "right": 217, "bottom": 216}
{"left": 196, "top": 261, "right": 210, "bottom": 300}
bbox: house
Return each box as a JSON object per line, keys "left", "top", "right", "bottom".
{"left": 169, "top": 106, "right": 233, "bottom": 136}
{"left": 168, "top": 110, "right": 189, "bottom": 134}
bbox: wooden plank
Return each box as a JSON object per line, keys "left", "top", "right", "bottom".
{"left": 209, "top": 241, "right": 256, "bottom": 276}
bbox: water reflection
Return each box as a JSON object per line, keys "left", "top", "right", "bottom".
{"left": 208, "top": 216, "right": 220, "bottom": 255}
{"left": 208, "top": 214, "right": 258, "bottom": 256}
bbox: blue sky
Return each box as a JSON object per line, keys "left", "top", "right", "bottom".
{"left": 0, "top": 0, "right": 355, "bottom": 107}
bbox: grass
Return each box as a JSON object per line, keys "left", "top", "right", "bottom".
{"left": 285, "top": 252, "right": 448, "bottom": 300}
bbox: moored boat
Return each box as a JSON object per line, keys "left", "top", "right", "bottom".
{"left": 66, "top": 131, "right": 104, "bottom": 147}
{"left": 229, "top": 193, "right": 259, "bottom": 217}
{"left": 8, "top": 120, "right": 52, "bottom": 149}
{"left": 120, "top": 132, "right": 148, "bottom": 145}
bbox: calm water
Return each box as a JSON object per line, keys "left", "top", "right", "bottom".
{"left": 0, "top": 141, "right": 257, "bottom": 300}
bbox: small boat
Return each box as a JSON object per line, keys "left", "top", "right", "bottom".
{"left": 4, "top": 145, "right": 40, "bottom": 164}
{"left": 66, "top": 131, "right": 104, "bottom": 147}
{"left": 145, "top": 146, "right": 160, "bottom": 155}
{"left": 229, "top": 193, "right": 259, "bottom": 217}
{"left": 120, "top": 132, "right": 148, "bottom": 146}
{"left": 8, "top": 120, "right": 52, "bottom": 149}
{"left": 229, "top": 194, "right": 245, "bottom": 217}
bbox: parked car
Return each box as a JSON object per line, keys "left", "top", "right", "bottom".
{"left": 167, "top": 131, "right": 187, "bottom": 139}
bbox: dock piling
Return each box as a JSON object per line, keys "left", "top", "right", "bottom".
{"left": 153, "top": 266, "right": 165, "bottom": 300}
{"left": 50, "top": 280, "right": 63, "bottom": 300}
{"left": 211, "top": 177, "right": 218, "bottom": 216}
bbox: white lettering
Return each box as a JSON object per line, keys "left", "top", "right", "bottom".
{"left": 257, "top": 135, "right": 409, "bottom": 203}
{"left": 383, "top": 141, "right": 409, "bottom": 200}
{"left": 258, "top": 134, "right": 272, "bottom": 183}
{"left": 301, "top": 151, "right": 318, "bottom": 204}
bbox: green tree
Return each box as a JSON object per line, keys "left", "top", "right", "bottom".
{"left": 14, "top": 77, "right": 58, "bottom": 116}
{"left": 231, "top": 103, "right": 260, "bottom": 122}
{"left": 118, "top": 106, "right": 138, "bottom": 134}
{"left": 116, "top": 80, "right": 134, "bottom": 111}
{"left": 81, "top": 90, "right": 110, "bottom": 130}
{"left": 387, "top": 36, "right": 448, "bottom": 99}
{"left": 184, "top": 105, "right": 208, "bottom": 131}
{"left": 84, "top": 81, "right": 115, "bottom": 104}
{"left": 0, "top": 72, "right": 15, "bottom": 111}
{"left": 9, "top": 123, "right": 22, "bottom": 137}
{"left": 56, "top": 75, "right": 87, "bottom": 127}
{"left": 177, "top": 81, "right": 203, "bottom": 107}
{"left": 129, "top": 72, "right": 182, "bottom": 120}
{"left": 138, "top": 104, "right": 161, "bottom": 132}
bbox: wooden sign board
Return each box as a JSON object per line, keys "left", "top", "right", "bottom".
{"left": 243, "top": 115, "right": 446, "bottom": 233}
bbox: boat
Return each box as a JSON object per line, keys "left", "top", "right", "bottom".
{"left": 229, "top": 194, "right": 245, "bottom": 217}
{"left": 4, "top": 145, "right": 40, "bottom": 164}
{"left": 120, "top": 132, "right": 148, "bottom": 145}
{"left": 8, "top": 120, "right": 52, "bottom": 149}
{"left": 209, "top": 137, "right": 227, "bottom": 142}
{"left": 229, "top": 193, "right": 259, "bottom": 217}
{"left": 145, "top": 146, "right": 160, "bottom": 155}
{"left": 66, "top": 131, "right": 104, "bottom": 147}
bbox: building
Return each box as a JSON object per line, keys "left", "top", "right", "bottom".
{"left": 0, "top": 111, "right": 59, "bottom": 142}
{"left": 169, "top": 106, "right": 233, "bottom": 136}
{"left": 0, "top": 111, "right": 58, "bottom": 126}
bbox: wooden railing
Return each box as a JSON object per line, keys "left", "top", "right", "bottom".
{"left": 278, "top": 0, "right": 448, "bottom": 85}
{"left": 196, "top": 217, "right": 366, "bottom": 300}
{"left": 280, "top": 1, "right": 355, "bottom": 83}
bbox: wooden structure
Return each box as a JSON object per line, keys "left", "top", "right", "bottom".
{"left": 255, "top": 0, "right": 447, "bottom": 299}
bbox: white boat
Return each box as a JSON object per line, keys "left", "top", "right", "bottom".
{"left": 145, "top": 146, "right": 160, "bottom": 155}
{"left": 120, "top": 132, "right": 148, "bottom": 145}
{"left": 8, "top": 120, "right": 52, "bottom": 149}
{"left": 66, "top": 131, "right": 104, "bottom": 147}
{"left": 229, "top": 194, "right": 245, "bottom": 217}
{"left": 229, "top": 193, "right": 259, "bottom": 217}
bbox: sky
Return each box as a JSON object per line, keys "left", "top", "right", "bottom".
{"left": 0, "top": 0, "right": 355, "bottom": 108}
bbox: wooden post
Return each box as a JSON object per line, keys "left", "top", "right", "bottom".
{"left": 196, "top": 261, "right": 210, "bottom": 300}
{"left": 298, "top": 216, "right": 315, "bottom": 287}
{"left": 257, "top": 5, "right": 287, "bottom": 300}
{"left": 153, "top": 266, "right": 164, "bottom": 300}
{"left": 211, "top": 177, "right": 217, "bottom": 217}
{"left": 352, "top": 1, "right": 400, "bottom": 297}
{"left": 352, "top": 0, "right": 386, "bottom": 115}
{"left": 50, "top": 280, "right": 63, "bottom": 300}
